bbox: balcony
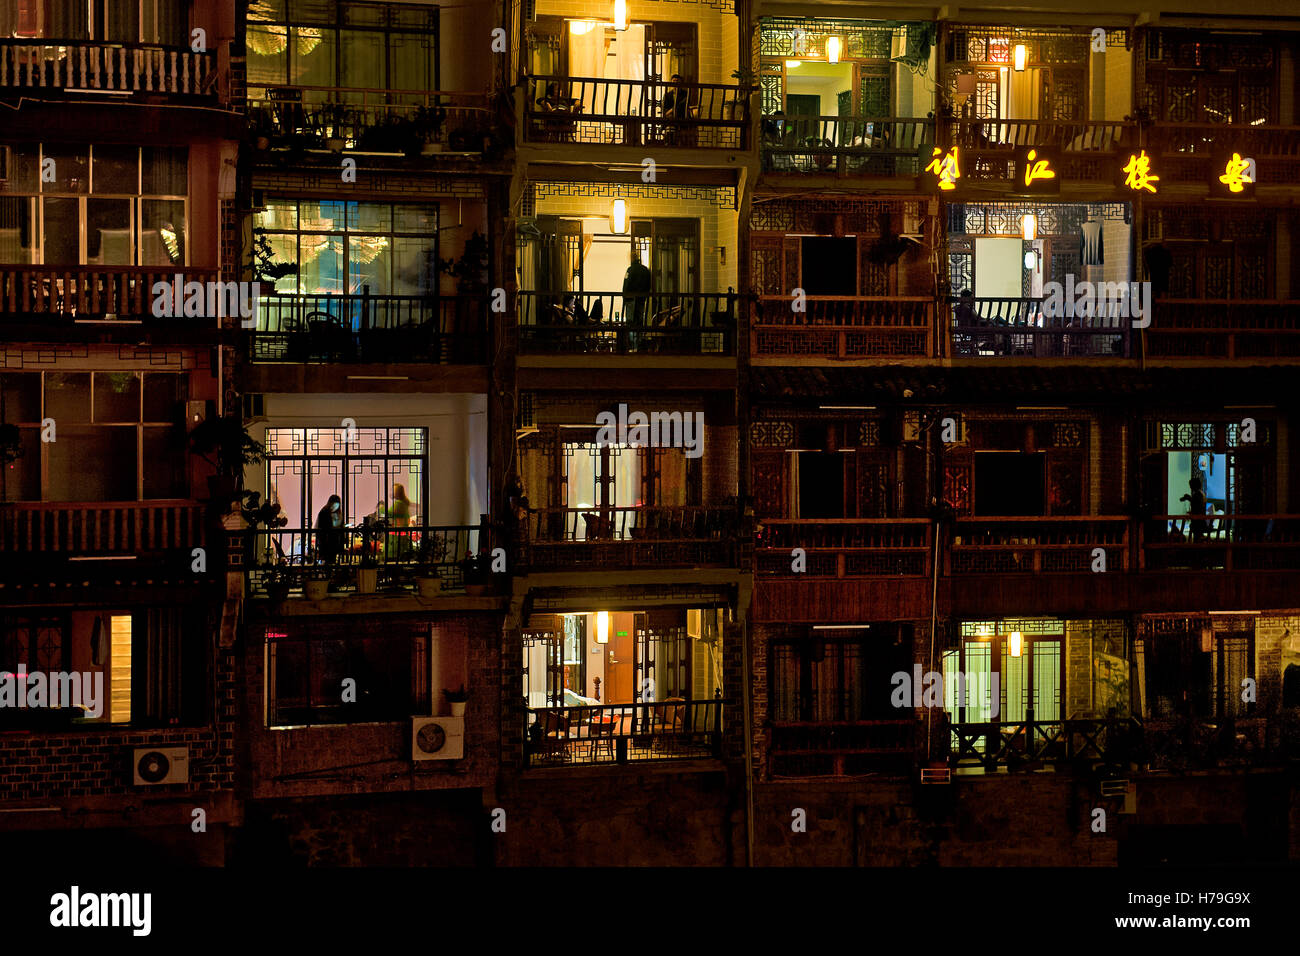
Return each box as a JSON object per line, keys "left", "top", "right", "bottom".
{"left": 0, "top": 40, "right": 215, "bottom": 98}
{"left": 247, "top": 292, "right": 487, "bottom": 364}
{"left": 948, "top": 716, "right": 1142, "bottom": 770}
{"left": 948, "top": 296, "right": 1131, "bottom": 359}
{"left": 761, "top": 116, "right": 933, "bottom": 177}
{"left": 521, "top": 506, "right": 740, "bottom": 572}
{"left": 949, "top": 714, "right": 1297, "bottom": 772}
{"left": 246, "top": 523, "right": 487, "bottom": 599}
{"left": 1146, "top": 301, "right": 1300, "bottom": 361}
{"left": 247, "top": 86, "right": 494, "bottom": 155}
{"left": 1142, "top": 514, "right": 1300, "bottom": 572}
{"left": 517, "top": 291, "right": 735, "bottom": 356}
{"left": 768, "top": 721, "right": 915, "bottom": 777}
{"left": 756, "top": 519, "right": 932, "bottom": 577}
{"left": 753, "top": 296, "right": 933, "bottom": 360}
{"left": 948, "top": 517, "right": 1130, "bottom": 574}
{"left": 948, "top": 119, "right": 1133, "bottom": 184}
{"left": 522, "top": 75, "right": 748, "bottom": 149}
{"left": 524, "top": 699, "right": 725, "bottom": 767}
{"left": 0, "top": 266, "right": 219, "bottom": 322}
{"left": 1146, "top": 123, "right": 1300, "bottom": 186}
{"left": 0, "top": 500, "right": 205, "bottom": 561}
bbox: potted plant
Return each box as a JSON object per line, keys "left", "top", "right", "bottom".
{"left": 444, "top": 685, "right": 469, "bottom": 718}
{"left": 249, "top": 104, "right": 276, "bottom": 150}
{"left": 355, "top": 516, "right": 385, "bottom": 594}
{"left": 240, "top": 490, "right": 288, "bottom": 570}
{"left": 458, "top": 550, "right": 491, "bottom": 596}
{"left": 415, "top": 533, "right": 447, "bottom": 598}
{"left": 189, "top": 416, "right": 266, "bottom": 506}
{"left": 304, "top": 565, "right": 330, "bottom": 601}
{"left": 262, "top": 563, "right": 291, "bottom": 605}
{"left": 412, "top": 103, "right": 448, "bottom": 155}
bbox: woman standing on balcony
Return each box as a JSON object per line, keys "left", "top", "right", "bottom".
{"left": 387, "top": 484, "right": 412, "bottom": 559}
{"left": 315, "top": 495, "right": 344, "bottom": 565}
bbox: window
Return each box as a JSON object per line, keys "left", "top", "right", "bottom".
{"left": 264, "top": 426, "right": 426, "bottom": 547}
{"left": 525, "top": 216, "right": 698, "bottom": 297}
{"left": 253, "top": 199, "right": 438, "bottom": 299}
{"left": 1144, "top": 629, "right": 1254, "bottom": 719}
{"left": 0, "top": 371, "right": 188, "bottom": 502}
{"left": 246, "top": 0, "right": 439, "bottom": 95}
{"left": 0, "top": 608, "right": 201, "bottom": 729}
{"left": 945, "top": 621, "right": 1063, "bottom": 724}
{"left": 266, "top": 621, "right": 430, "bottom": 726}
{"left": 0, "top": 0, "right": 185, "bottom": 43}
{"left": 770, "top": 632, "right": 906, "bottom": 722}
{"left": 0, "top": 146, "right": 187, "bottom": 267}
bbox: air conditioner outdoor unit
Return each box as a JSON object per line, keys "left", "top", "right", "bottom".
{"left": 412, "top": 716, "right": 465, "bottom": 761}
{"left": 1099, "top": 778, "right": 1130, "bottom": 798}
{"left": 133, "top": 747, "right": 189, "bottom": 786}
{"left": 920, "top": 766, "right": 952, "bottom": 785}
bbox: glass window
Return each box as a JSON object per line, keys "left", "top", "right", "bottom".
{"left": 44, "top": 373, "right": 91, "bottom": 422}
{"left": 86, "top": 199, "right": 133, "bottom": 265}
{"left": 42, "top": 199, "right": 81, "bottom": 264}
{"left": 0, "top": 373, "right": 41, "bottom": 422}
{"left": 49, "top": 427, "right": 137, "bottom": 501}
{"left": 92, "top": 146, "right": 139, "bottom": 194}
{"left": 140, "top": 200, "right": 186, "bottom": 266}
{"left": 247, "top": 25, "right": 290, "bottom": 85}
{"left": 143, "top": 427, "right": 187, "bottom": 498}
{"left": 143, "top": 373, "right": 186, "bottom": 422}
{"left": 93, "top": 373, "right": 141, "bottom": 423}
{"left": 42, "top": 147, "right": 90, "bottom": 193}
{"left": 141, "top": 148, "right": 187, "bottom": 196}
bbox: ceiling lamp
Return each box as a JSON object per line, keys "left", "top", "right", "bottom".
{"left": 1022, "top": 213, "right": 1037, "bottom": 241}
{"left": 1007, "top": 631, "right": 1023, "bottom": 658}
{"left": 613, "top": 0, "right": 627, "bottom": 31}
{"left": 610, "top": 199, "right": 627, "bottom": 234}
{"left": 827, "top": 36, "right": 842, "bottom": 64}
{"left": 1013, "top": 43, "right": 1028, "bottom": 71}
{"left": 596, "top": 611, "right": 610, "bottom": 644}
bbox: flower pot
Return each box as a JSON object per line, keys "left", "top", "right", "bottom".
{"left": 356, "top": 567, "right": 379, "bottom": 594}
{"left": 416, "top": 575, "right": 442, "bottom": 598}
{"left": 305, "top": 579, "right": 329, "bottom": 601}
{"left": 464, "top": 583, "right": 490, "bottom": 596}
{"left": 450, "top": 701, "right": 467, "bottom": 718}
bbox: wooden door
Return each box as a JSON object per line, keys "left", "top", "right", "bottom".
{"left": 605, "top": 626, "right": 635, "bottom": 703}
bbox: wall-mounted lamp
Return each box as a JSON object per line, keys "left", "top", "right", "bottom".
{"left": 613, "top": 0, "right": 627, "bottom": 31}
{"left": 1024, "top": 250, "right": 1037, "bottom": 269}
{"left": 1013, "top": 43, "right": 1028, "bottom": 72}
{"left": 596, "top": 611, "right": 610, "bottom": 644}
{"left": 1021, "top": 213, "right": 1037, "bottom": 241}
{"left": 1007, "top": 631, "right": 1023, "bottom": 658}
{"left": 610, "top": 199, "right": 627, "bottom": 234}
{"left": 827, "top": 36, "right": 842, "bottom": 64}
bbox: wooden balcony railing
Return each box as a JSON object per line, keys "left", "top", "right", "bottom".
{"left": 1146, "top": 301, "right": 1300, "bottom": 360}
{"left": 1146, "top": 122, "right": 1300, "bottom": 184}
{"left": 948, "top": 517, "right": 1130, "bottom": 574}
{"left": 948, "top": 296, "right": 1131, "bottom": 358}
{"left": 948, "top": 119, "right": 1133, "bottom": 182}
{"left": 756, "top": 519, "right": 931, "bottom": 577}
{"left": 0, "top": 501, "right": 205, "bottom": 555}
{"left": 0, "top": 40, "right": 215, "bottom": 96}
{"left": 517, "top": 291, "right": 735, "bottom": 356}
{"left": 0, "top": 266, "right": 218, "bottom": 320}
{"left": 525, "top": 699, "right": 725, "bottom": 766}
{"left": 753, "top": 296, "right": 932, "bottom": 359}
{"left": 247, "top": 291, "right": 487, "bottom": 363}
{"left": 948, "top": 716, "right": 1143, "bottom": 769}
{"left": 760, "top": 115, "right": 934, "bottom": 176}
{"left": 522, "top": 506, "right": 740, "bottom": 571}
{"left": 1142, "top": 514, "right": 1300, "bottom": 571}
{"left": 524, "top": 75, "right": 748, "bottom": 149}
{"left": 768, "top": 720, "right": 915, "bottom": 777}
{"left": 247, "top": 85, "right": 492, "bottom": 152}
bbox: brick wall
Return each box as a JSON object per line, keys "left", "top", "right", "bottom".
{"left": 241, "top": 612, "right": 501, "bottom": 800}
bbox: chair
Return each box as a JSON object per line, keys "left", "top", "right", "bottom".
{"left": 588, "top": 714, "right": 616, "bottom": 761}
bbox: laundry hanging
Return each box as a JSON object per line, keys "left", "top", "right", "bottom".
{"left": 1080, "top": 218, "right": 1104, "bottom": 265}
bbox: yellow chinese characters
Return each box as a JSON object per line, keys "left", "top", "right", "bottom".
{"left": 1024, "top": 148, "right": 1056, "bottom": 187}
{"left": 1218, "top": 153, "right": 1254, "bottom": 193}
{"left": 925, "top": 146, "right": 960, "bottom": 190}
{"left": 1122, "top": 151, "right": 1159, "bottom": 193}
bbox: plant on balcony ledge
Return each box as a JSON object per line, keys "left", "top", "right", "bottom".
{"left": 412, "top": 104, "right": 448, "bottom": 156}
{"left": 415, "top": 533, "right": 448, "bottom": 598}
{"left": 444, "top": 685, "right": 469, "bottom": 717}
{"left": 355, "top": 516, "right": 386, "bottom": 594}
{"left": 189, "top": 416, "right": 267, "bottom": 506}
{"left": 250, "top": 232, "right": 299, "bottom": 288}
{"left": 459, "top": 550, "right": 491, "bottom": 596}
